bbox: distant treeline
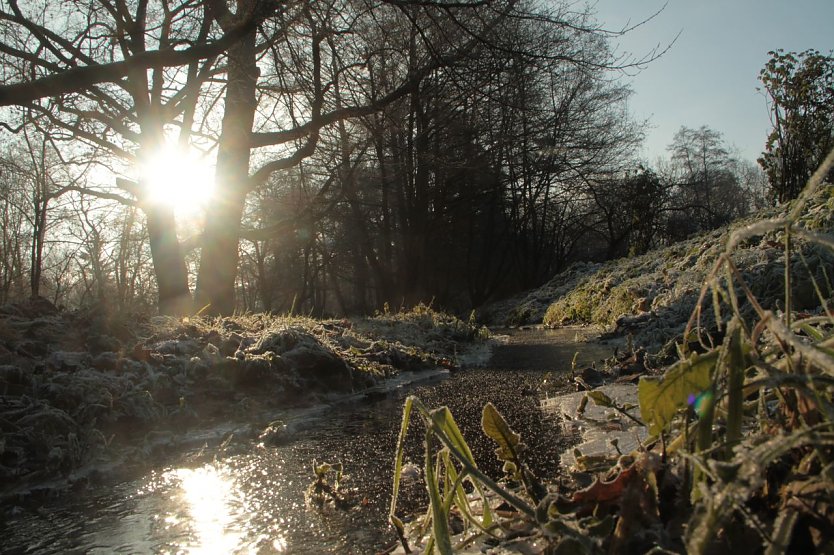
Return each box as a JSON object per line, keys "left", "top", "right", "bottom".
{"left": 0, "top": 0, "right": 830, "bottom": 316}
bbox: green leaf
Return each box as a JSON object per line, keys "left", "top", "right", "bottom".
{"left": 535, "top": 494, "right": 554, "bottom": 524}
{"left": 549, "top": 494, "right": 575, "bottom": 517}
{"left": 440, "top": 450, "right": 493, "bottom": 537}
{"left": 314, "top": 461, "right": 331, "bottom": 477}
{"left": 587, "top": 390, "right": 614, "bottom": 408}
{"left": 425, "top": 404, "right": 495, "bottom": 527}
{"left": 584, "top": 514, "right": 616, "bottom": 537}
{"left": 390, "top": 514, "right": 405, "bottom": 535}
{"left": 724, "top": 320, "right": 748, "bottom": 450}
{"left": 798, "top": 322, "right": 824, "bottom": 342}
{"left": 431, "top": 407, "right": 478, "bottom": 464}
{"left": 425, "top": 431, "right": 453, "bottom": 555}
{"left": 421, "top": 399, "right": 534, "bottom": 520}
{"left": 481, "top": 402, "right": 524, "bottom": 463}
{"left": 638, "top": 350, "right": 718, "bottom": 435}
{"left": 389, "top": 397, "right": 413, "bottom": 517}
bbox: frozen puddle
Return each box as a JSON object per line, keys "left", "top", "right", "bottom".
{"left": 540, "top": 383, "right": 648, "bottom": 468}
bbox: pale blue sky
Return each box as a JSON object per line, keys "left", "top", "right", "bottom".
{"left": 591, "top": 0, "right": 834, "bottom": 164}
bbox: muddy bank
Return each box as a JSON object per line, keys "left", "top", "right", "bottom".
{"left": 0, "top": 301, "right": 487, "bottom": 502}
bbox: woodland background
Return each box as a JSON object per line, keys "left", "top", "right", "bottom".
{"left": 0, "top": 1, "right": 831, "bottom": 317}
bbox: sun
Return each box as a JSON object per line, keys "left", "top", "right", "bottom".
{"left": 140, "top": 146, "right": 215, "bottom": 216}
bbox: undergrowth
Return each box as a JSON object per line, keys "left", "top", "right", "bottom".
{"left": 390, "top": 150, "right": 834, "bottom": 553}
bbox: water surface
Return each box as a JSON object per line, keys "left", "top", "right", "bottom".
{"left": 2, "top": 329, "right": 613, "bottom": 554}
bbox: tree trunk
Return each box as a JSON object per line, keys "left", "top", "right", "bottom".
{"left": 194, "top": 25, "right": 257, "bottom": 315}
{"left": 132, "top": 94, "right": 192, "bottom": 314}
{"left": 194, "top": 191, "right": 247, "bottom": 315}
{"left": 29, "top": 195, "right": 47, "bottom": 298}
{"left": 137, "top": 122, "right": 191, "bottom": 316}
{"left": 145, "top": 200, "right": 192, "bottom": 315}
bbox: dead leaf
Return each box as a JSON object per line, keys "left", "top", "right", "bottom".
{"left": 571, "top": 465, "right": 636, "bottom": 505}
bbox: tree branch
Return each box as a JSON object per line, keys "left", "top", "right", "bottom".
{"left": 0, "top": 16, "right": 257, "bottom": 107}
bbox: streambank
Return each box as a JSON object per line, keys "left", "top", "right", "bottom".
{"left": 2, "top": 328, "right": 612, "bottom": 554}
{"left": 0, "top": 302, "right": 488, "bottom": 503}
{"left": 483, "top": 183, "right": 834, "bottom": 354}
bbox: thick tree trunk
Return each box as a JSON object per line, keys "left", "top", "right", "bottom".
{"left": 194, "top": 26, "right": 257, "bottom": 315}
{"left": 134, "top": 134, "right": 192, "bottom": 316}
{"left": 194, "top": 191, "right": 246, "bottom": 314}
{"left": 132, "top": 82, "right": 192, "bottom": 315}
{"left": 145, "top": 200, "right": 192, "bottom": 315}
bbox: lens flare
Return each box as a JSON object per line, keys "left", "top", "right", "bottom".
{"left": 140, "top": 146, "right": 215, "bottom": 217}
{"left": 688, "top": 390, "right": 714, "bottom": 418}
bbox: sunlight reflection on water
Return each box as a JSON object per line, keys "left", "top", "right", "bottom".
{"left": 139, "top": 464, "right": 287, "bottom": 554}
{"left": 172, "top": 466, "right": 241, "bottom": 553}
{"left": 5, "top": 330, "right": 611, "bottom": 554}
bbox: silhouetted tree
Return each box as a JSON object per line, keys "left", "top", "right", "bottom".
{"left": 582, "top": 167, "right": 665, "bottom": 258}
{"left": 0, "top": 0, "right": 658, "bottom": 315}
{"left": 0, "top": 0, "right": 229, "bottom": 314}
{"left": 665, "top": 126, "right": 749, "bottom": 240}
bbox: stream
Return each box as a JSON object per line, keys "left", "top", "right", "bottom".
{"left": 1, "top": 328, "right": 615, "bottom": 554}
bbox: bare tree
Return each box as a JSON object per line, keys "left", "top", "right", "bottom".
{"left": 0, "top": 0, "right": 231, "bottom": 313}
{"left": 0, "top": 0, "right": 662, "bottom": 315}
{"left": 664, "top": 126, "right": 749, "bottom": 240}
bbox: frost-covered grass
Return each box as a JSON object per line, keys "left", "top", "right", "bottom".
{"left": 391, "top": 151, "right": 834, "bottom": 554}
{"left": 0, "top": 302, "right": 486, "bottom": 498}
{"left": 495, "top": 184, "right": 834, "bottom": 352}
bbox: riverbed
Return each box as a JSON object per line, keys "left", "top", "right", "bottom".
{"left": 1, "top": 328, "right": 614, "bottom": 554}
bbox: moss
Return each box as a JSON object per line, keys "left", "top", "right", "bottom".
{"left": 544, "top": 275, "right": 646, "bottom": 328}
{"left": 592, "top": 285, "right": 639, "bottom": 326}
{"left": 543, "top": 282, "right": 595, "bottom": 325}
{"left": 507, "top": 306, "right": 532, "bottom": 326}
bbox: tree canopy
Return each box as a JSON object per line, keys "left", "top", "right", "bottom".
{"left": 759, "top": 49, "right": 834, "bottom": 203}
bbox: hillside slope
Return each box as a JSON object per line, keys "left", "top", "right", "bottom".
{"left": 486, "top": 184, "right": 834, "bottom": 351}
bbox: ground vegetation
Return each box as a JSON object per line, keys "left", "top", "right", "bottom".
{"left": 0, "top": 300, "right": 485, "bottom": 501}
{"left": 388, "top": 152, "right": 834, "bottom": 554}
